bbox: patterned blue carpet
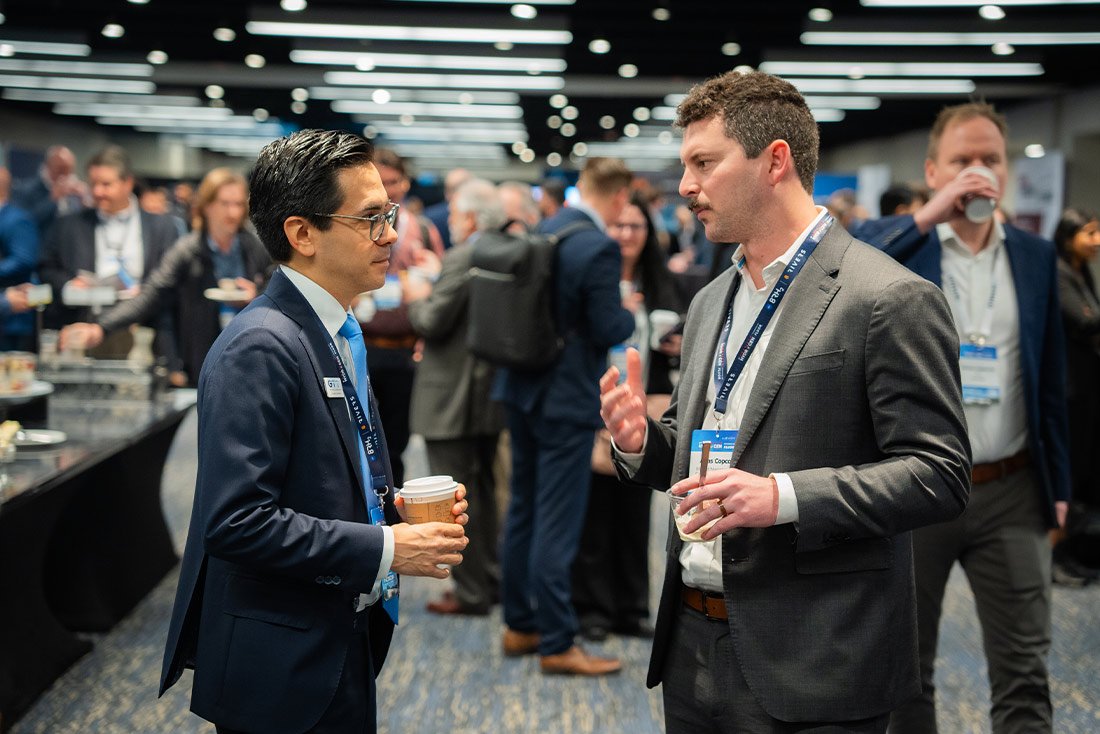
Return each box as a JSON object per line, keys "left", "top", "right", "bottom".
{"left": 10, "top": 417, "right": 1100, "bottom": 733}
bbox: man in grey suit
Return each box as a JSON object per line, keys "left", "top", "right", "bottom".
{"left": 600, "top": 70, "right": 971, "bottom": 733}
{"left": 408, "top": 178, "right": 506, "bottom": 616}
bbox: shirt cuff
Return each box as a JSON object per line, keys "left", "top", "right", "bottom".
{"left": 375, "top": 525, "right": 395, "bottom": 587}
{"left": 772, "top": 472, "right": 799, "bottom": 525}
{"left": 610, "top": 421, "right": 649, "bottom": 472}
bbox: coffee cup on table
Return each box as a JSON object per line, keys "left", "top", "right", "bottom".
{"left": 399, "top": 475, "right": 460, "bottom": 524}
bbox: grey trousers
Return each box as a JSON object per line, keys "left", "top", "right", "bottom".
{"left": 424, "top": 435, "right": 501, "bottom": 611}
{"left": 889, "top": 468, "right": 1053, "bottom": 734}
{"left": 662, "top": 605, "right": 888, "bottom": 734}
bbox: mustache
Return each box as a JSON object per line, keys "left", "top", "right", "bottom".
{"left": 688, "top": 199, "right": 709, "bottom": 213}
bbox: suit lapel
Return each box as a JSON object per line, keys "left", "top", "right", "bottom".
{"left": 264, "top": 271, "right": 368, "bottom": 499}
{"left": 731, "top": 226, "right": 846, "bottom": 464}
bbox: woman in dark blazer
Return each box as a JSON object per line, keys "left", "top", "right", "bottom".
{"left": 1052, "top": 208, "right": 1100, "bottom": 581}
{"left": 573, "top": 192, "right": 686, "bottom": 640}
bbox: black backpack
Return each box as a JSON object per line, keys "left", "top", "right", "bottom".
{"left": 466, "top": 220, "right": 594, "bottom": 371}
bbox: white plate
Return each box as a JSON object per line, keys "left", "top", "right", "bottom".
{"left": 0, "top": 380, "right": 54, "bottom": 402}
{"left": 204, "top": 288, "right": 250, "bottom": 302}
{"left": 14, "top": 429, "right": 67, "bottom": 447}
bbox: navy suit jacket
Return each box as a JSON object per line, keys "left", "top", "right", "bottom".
{"left": 855, "top": 215, "right": 1071, "bottom": 523}
{"left": 492, "top": 207, "right": 635, "bottom": 427}
{"left": 160, "top": 269, "right": 399, "bottom": 733}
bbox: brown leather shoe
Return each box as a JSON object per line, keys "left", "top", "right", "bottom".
{"left": 540, "top": 645, "right": 622, "bottom": 676}
{"left": 502, "top": 628, "right": 540, "bottom": 657}
{"left": 426, "top": 592, "right": 489, "bottom": 616}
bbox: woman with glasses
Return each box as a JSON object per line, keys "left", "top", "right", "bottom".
{"left": 574, "top": 191, "right": 685, "bottom": 641}
{"left": 60, "top": 168, "right": 273, "bottom": 386}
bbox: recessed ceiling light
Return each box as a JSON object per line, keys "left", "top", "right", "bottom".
{"left": 494, "top": 41, "right": 514, "bottom": 51}
{"left": 992, "top": 41, "right": 1015, "bottom": 54}
{"left": 618, "top": 63, "right": 638, "bottom": 78}
{"left": 400, "top": 114, "right": 415, "bottom": 125}
{"left": 547, "top": 114, "right": 562, "bottom": 128}
{"left": 372, "top": 89, "right": 391, "bottom": 104}
{"left": 549, "top": 93, "right": 568, "bottom": 108}
{"left": 511, "top": 4, "right": 538, "bottom": 19}
{"left": 363, "top": 125, "right": 378, "bottom": 139}
{"left": 572, "top": 141, "right": 588, "bottom": 156}
{"left": 291, "top": 101, "right": 307, "bottom": 114}
{"left": 560, "top": 122, "right": 576, "bottom": 136}
{"left": 979, "top": 4, "right": 1005, "bottom": 18}
{"left": 281, "top": 0, "right": 308, "bottom": 10}
{"left": 599, "top": 115, "right": 616, "bottom": 129}
{"left": 809, "top": 7, "right": 834, "bottom": 21}
{"left": 0, "top": 12, "right": 6, "bottom": 23}
{"left": 1025, "top": 143, "right": 1045, "bottom": 157}
{"left": 253, "top": 108, "right": 269, "bottom": 121}
{"left": 205, "top": 84, "right": 225, "bottom": 99}
{"left": 128, "top": 0, "right": 150, "bottom": 4}
{"left": 213, "top": 27, "right": 236, "bottom": 42}
{"left": 848, "top": 66, "right": 865, "bottom": 79}
{"left": 658, "top": 130, "right": 673, "bottom": 144}
{"left": 520, "top": 148, "right": 536, "bottom": 162}
{"left": 561, "top": 105, "right": 578, "bottom": 119}
{"left": 0, "top": 45, "right": 14, "bottom": 57}
{"left": 546, "top": 152, "right": 562, "bottom": 166}
{"left": 721, "top": 42, "right": 742, "bottom": 56}
{"left": 512, "top": 141, "right": 527, "bottom": 154}
{"left": 245, "top": 54, "right": 266, "bottom": 68}
{"left": 652, "top": 8, "right": 671, "bottom": 21}
{"left": 102, "top": 24, "right": 125, "bottom": 39}
{"left": 633, "top": 107, "right": 651, "bottom": 121}
{"left": 589, "top": 38, "right": 611, "bottom": 54}
{"left": 146, "top": 50, "right": 168, "bottom": 64}
{"left": 355, "top": 58, "right": 375, "bottom": 71}
{"left": 624, "top": 123, "right": 640, "bottom": 138}
{"left": 734, "top": 65, "right": 754, "bottom": 74}
{"left": 291, "top": 87, "right": 309, "bottom": 101}
{"left": 208, "top": 98, "right": 226, "bottom": 108}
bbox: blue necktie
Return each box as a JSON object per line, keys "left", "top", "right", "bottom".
{"left": 338, "top": 314, "right": 400, "bottom": 623}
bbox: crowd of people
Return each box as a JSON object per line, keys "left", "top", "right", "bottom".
{"left": 1, "top": 67, "right": 1098, "bottom": 734}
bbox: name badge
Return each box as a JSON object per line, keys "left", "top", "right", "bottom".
{"left": 690, "top": 429, "right": 739, "bottom": 477}
{"left": 959, "top": 343, "right": 1001, "bottom": 405}
{"left": 323, "top": 377, "right": 345, "bottom": 398}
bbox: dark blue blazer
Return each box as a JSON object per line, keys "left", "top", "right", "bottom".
{"left": 160, "top": 269, "right": 399, "bottom": 733}
{"left": 492, "top": 207, "right": 635, "bottom": 427}
{"left": 855, "top": 215, "right": 1071, "bottom": 523}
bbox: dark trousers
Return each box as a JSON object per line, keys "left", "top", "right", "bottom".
{"left": 889, "top": 468, "right": 1052, "bottom": 734}
{"left": 572, "top": 471, "right": 651, "bottom": 631}
{"left": 216, "top": 621, "right": 376, "bottom": 734}
{"left": 425, "top": 435, "right": 501, "bottom": 611}
{"left": 663, "top": 605, "right": 888, "bottom": 734}
{"left": 500, "top": 409, "right": 594, "bottom": 656}
{"left": 365, "top": 346, "right": 415, "bottom": 488}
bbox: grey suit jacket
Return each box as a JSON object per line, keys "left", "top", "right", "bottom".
{"left": 408, "top": 236, "right": 504, "bottom": 440}
{"left": 622, "top": 223, "right": 971, "bottom": 722}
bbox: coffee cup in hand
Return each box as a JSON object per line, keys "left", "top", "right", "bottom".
{"left": 959, "top": 165, "right": 999, "bottom": 224}
{"left": 399, "top": 475, "right": 460, "bottom": 524}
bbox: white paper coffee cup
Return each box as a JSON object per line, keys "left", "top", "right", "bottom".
{"left": 650, "top": 310, "right": 680, "bottom": 350}
{"left": 399, "top": 475, "right": 458, "bottom": 524}
{"left": 959, "top": 165, "right": 999, "bottom": 224}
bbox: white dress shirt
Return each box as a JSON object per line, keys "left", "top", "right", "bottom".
{"left": 280, "top": 265, "right": 395, "bottom": 596}
{"left": 620, "top": 208, "right": 826, "bottom": 593}
{"left": 94, "top": 196, "right": 145, "bottom": 281}
{"left": 937, "top": 222, "right": 1027, "bottom": 463}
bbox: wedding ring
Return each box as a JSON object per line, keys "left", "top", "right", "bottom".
{"left": 716, "top": 499, "right": 729, "bottom": 518}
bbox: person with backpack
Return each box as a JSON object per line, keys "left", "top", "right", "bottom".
{"left": 493, "top": 157, "right": 636, "bottom": 676}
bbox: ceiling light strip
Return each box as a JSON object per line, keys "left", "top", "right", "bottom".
{"left": 802, "top": 31, "right": 1100, "bottom": 45}
{"left": 308, "top": 86, "right": 520, "bottom": 104}
{"left": 0, "top": 59, "right": 153, "bottom": 76}
{"left": 325, "top": 71, "right": 564, "bottom": 90}
{"left": 760, "top": 60, "right": 1044, "bottom": 76}
{"left": 247, "top": 21, "right": 571, "bottom": 45}
{"left": 290, "top": 49, "right": 565, "bottom": 73}
{"left": 861, "top": 0, "right": 1099, "bottom": 6}
{"left": 331, "top": 100, "right": 523, "bottom": 118}
{"left": 3, "top": 89, "right": 201, "bottom": 106}
{"left": 0, "top": 74, "right": 154, "bottom": 93}
{"left": 0, "top": 39, "right": 91, "bottom": 56}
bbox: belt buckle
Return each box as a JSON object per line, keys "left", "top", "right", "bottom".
{"left": 701, "top": 592, "right": 722, "bottom": 621}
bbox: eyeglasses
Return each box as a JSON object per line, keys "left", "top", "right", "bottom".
{"left": 313, "top": 202, "right": 400, "bottom": 241}
{"left": 610, "top": 222, "right": 646, "bottom": 233}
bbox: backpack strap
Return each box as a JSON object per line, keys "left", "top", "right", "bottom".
{"left": 547, "top": 218, "right": 598, "bottom": 244}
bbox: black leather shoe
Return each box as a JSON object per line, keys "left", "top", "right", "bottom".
{"left": 581, "top": 625, "right": 610, "bottom": 642}
{"left": 614, "top": 620, "right": 655, "bottom": 638}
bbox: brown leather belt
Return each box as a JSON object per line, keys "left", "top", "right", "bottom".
{"left": 363, "top": 335, "right": 418, "bottom": 351}
{"left": 682, "top": 587, "right": 728, "bottom": 621}
{"left": 971, "top": 448, "right": 1030, "bottom": 485}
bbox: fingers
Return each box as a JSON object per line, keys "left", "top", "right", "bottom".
{"left": 625, "top": 347, "right": 645, "bottom": 393}
{"left": 599, "top": 366, "right": 621, "bottom": 395}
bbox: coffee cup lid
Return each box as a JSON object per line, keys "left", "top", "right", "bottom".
{"left": 399, "top": 475, "right": 457, "bottom": 498}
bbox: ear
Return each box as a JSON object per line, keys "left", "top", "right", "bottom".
{"left": 765, "top": 140, "right": 795, "bottom": 187}
{"left": 923, "top": 158, "right": 937, "bottom": 190}
{"left": 283, "top": 216, "right": 317, "bottom": 258}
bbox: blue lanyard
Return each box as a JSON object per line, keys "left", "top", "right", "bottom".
{"left": 323, "top": 337, "right": 389, "bottom": 514}
{"left": 713, "top": 214, "right": 834, "bottom": 416}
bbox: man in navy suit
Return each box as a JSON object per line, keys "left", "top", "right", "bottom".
{"left": 494, "top": 157, "right": 636, "bottom": 675}
{"left": 855, "top": 102, "right": 1071, "bottom": 734}
{"left": 160, "top": 129, "right": 470, "bottom": 734}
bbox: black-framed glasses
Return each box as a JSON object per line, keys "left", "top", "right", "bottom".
{"left": 313, "top": 201, "right": 400, "bottom": 241}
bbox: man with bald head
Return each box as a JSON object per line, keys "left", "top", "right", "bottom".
{"left": 11, "top": 145, "right": 88, "bottom": 235}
